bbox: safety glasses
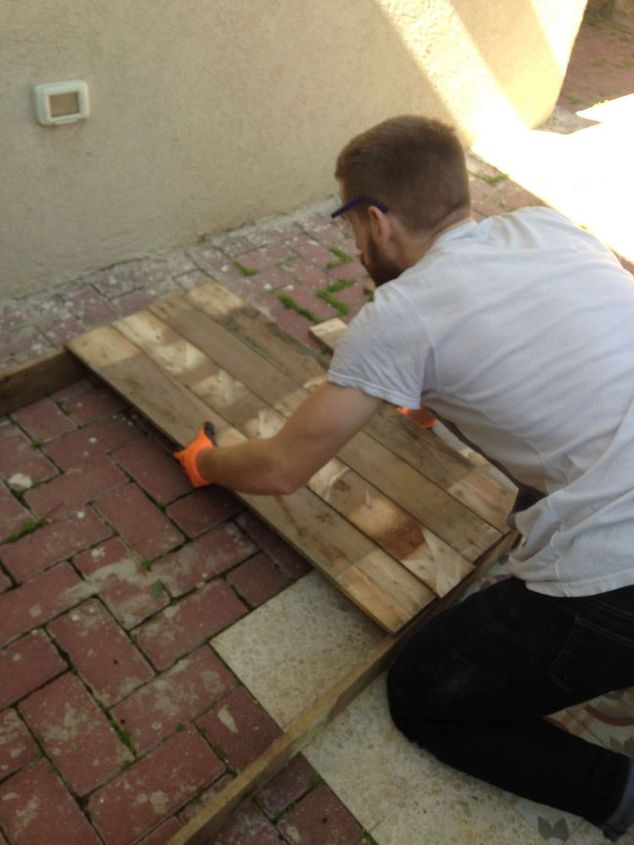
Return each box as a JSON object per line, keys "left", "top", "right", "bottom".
{"left": 330, "top": 196, "right": 389, "bottom": 219}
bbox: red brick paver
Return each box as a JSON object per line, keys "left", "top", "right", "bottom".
{"left": 73, "top": 536, "right": 170, "bottom": 628}
{"left": 43, "top": 416, "right": 141, "bottom": 469}
{"left": 113, "top": 437, "right": 191, "bottom": 504}
{"left": 236, "top": 510, "right": 313, "bottom": 580}
{"left": 0, "top": 506, "right": 111, "bottom": 582}
{"left": 12, "top": 397, "right": 76, "bottom": 442}
{"left": 0, "top": 708, "right": 39, "bottom": 781}
{"left": 286, "top": 234, "right": 338, "bottom": 267}
{"left": 0, "top": 761, "right": 102, "bottom": 845}
{"left": 0, "top": 562, "right": 84, "bottom": 647}
{"left": 151, "top": 522, "right": 256, "bottom": 597}
{"left": 196, "top": 686, "right": 282, "bottom": 771}
{"left": 60, "top": 380, "right": 127, "bottom": 424}
{"left": 208, "top": 801, "right": 283, "bottom": 845}
{"left": 111, "top": 645, "right": 237, "bottom": 753}
{"left": 165, "top": 487, "right": 243, "bottom": 537}
{"left": 0, "top": 483, "right": 31, "bottom": 544}
{"left": 96, "top": 483, "right": 184, "bottom": 561}
{"left": 256, "top": 753, "right": 319, "bottom": 819}
{"left": 24, "top": 454, "right": 127, "bottom": 516}
{"left": 89, "top": 728, "right": 224, "bottom": 845}
{"left": 136, "top": 580, "right": 247, "bottom": 670}
{"left": 0, "top": 630, "right": 66, "bottom": 709}
{"left": 19, "top": 672, "right": 132, "bottom": 794}
{"left": 0, "top": 421, "right": 57, "bottom": 486}
{"left": 48, "top": 599, "right": 154, "bottom": 706}
{"left": 278, "top": 782, "right": 363, "bottom": 845}
{"left": 226, "top": 551, "right": 292, "bottom": 608}
{"left": 237, "top": 242, "right": 297, "bottom": 273}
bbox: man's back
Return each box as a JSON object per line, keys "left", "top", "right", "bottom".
{"left": 329, "top": 207, "right": 634, "bottom": 596}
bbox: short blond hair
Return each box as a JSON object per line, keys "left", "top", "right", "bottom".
{"left": 335, "top": 115, "right": 470, "bottom": 233}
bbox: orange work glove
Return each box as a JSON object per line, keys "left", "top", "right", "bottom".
{"left": 173, "top": 422, "right": 216, "bottom": 487}
{"left": 398, "top": 406, "right": 437, "bottom": 429}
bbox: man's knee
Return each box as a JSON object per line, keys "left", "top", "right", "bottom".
{"left": 386, "top": 648, "right": 457, "bottom": 743}
{"left": 386, "top": 638, "right": 503, "bottom": 746}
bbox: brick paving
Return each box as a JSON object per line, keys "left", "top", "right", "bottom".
{"left": 1, "top": 13, "right": 633, "bottom": 845}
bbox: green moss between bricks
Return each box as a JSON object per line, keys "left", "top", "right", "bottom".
{"left": 109, "top": 717, "right": 135, "bottom": 753}
{"left": 327, "top": 246, "right": 353, "bottom": 268}
{"left": 308, "top": 773, "right": 324, "bottom": 791}
{"left": 278, "top": 293, "right": 320, "bottom": 324}
{"left": 316, "top": 277, "right": 356, "bottom": 317}
{"left": 151, "top": 580, "right": 165, "bottom": 598}
{"left": 234, "top": 260, "right": 258, "bottom": 277}
{"left": 7, "top": 517, "right": 49, "bottom": 543}
{"left": 326, "top": 278, "right": 355, "bottom": 294}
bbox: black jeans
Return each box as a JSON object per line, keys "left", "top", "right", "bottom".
{"left": 387, "top": 576, "right": 634, "bottom": 829}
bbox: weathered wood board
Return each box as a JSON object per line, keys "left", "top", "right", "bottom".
{"left": 66, "top": 283, "right": 516, "bottom": 633}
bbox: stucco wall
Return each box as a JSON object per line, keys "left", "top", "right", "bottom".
{"left": 0, "top": 1, "right": 586, "bottom": 297}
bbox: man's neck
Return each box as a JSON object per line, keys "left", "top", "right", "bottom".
{"left": 401, "top": 212, "right": 473, "bottom": 270}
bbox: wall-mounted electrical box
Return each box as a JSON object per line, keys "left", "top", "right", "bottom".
{"left": 33, "top": 80, "right": 89, "bottom": 126}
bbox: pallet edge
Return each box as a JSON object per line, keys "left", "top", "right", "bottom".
{"left": 0, "top": 348, "right": 85, "bottom": 415}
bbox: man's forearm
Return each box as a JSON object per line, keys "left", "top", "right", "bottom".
{"left": 197, "top": 438, "right": 297, "bottom": 496}
{"left": 176, "top": 384, "right": 381, "bottom": 495}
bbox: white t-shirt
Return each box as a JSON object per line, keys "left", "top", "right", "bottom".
{"left": 328, "top": 207, "right": 634, "bottom": 597}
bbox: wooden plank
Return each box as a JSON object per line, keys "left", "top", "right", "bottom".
{"left": 309, "top": 458, "right": 473, "bottom": 597}
{"left": 147, "top": 294, "right": 501, "bottom": 560}
{"left": 309, "top": 317, "right": 348, "bottom": 349}
{"left": 67, "top": 326, "right": 218, "bottom": 446}
{"left": 114, "top": 310, "right": 444, "bottom": 618}
{"left": 367, "top": 410, "right": 515, "bottom": 531}
{"left": 67, "top": 323, "right": 431, "bottom": 632}
{"left": 0, "top": 349, "right": 84, "bottom": 415}
{"left": 167, "top": 527, "right": 519, "bottom": 845}
{"left": 184, "top": 282, "right": 515, "bottom": 530}
{"left": 186, "top": 282, "right": 327, "bottom": 386}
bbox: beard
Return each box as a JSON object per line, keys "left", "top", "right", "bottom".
{"left": 362, "top": 234, "right": 402, "bottom": 288}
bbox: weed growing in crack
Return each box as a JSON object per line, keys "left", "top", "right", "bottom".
{"left": 278, "top": 293, "right": 320, "bottom": 324}
{"left": 327, "top": 246, "right": 353, "bottom": 268}
{"left": 234, "top": 260, "right": 258, "bottom": 277}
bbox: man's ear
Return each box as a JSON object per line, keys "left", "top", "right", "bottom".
{"left": 367, "top": 204, "right": 392, "bottom": 246}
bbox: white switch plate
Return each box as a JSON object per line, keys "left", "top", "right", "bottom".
{"left": 33, "top": 80, "right": 89, "bottom": 126}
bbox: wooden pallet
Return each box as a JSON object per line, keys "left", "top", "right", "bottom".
{"left": 67, "top": 281, "right": 516, "bottom": 634}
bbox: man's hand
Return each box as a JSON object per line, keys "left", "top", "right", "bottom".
{"left": 174, "top": 422, "right": 216, "bottom": 487}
